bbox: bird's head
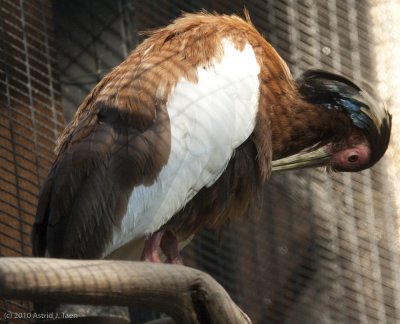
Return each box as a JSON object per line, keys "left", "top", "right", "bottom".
{"left": 272, "top": 70, "right": 392, "bottom": 172}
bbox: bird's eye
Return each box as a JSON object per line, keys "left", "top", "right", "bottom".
{"left": 347, "top": 154, "right": 358, "bottom": 163}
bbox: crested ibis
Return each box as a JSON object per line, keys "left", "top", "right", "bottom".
{"left": 32, "top": 12, "right": 391, "bottom": 265}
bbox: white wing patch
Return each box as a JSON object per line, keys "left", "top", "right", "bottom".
{"left": 104, "top": 39, "right": 260, "bottom": 257}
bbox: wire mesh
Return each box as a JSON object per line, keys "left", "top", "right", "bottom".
{"left": 0, "top": 0, "right": 399, "bottom": 323}
{"left": 0, "top": 0, "right": 64, "bottom": 322}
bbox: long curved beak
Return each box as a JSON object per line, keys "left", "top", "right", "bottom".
{"left": 271, "top": 147, "right": 331, "bottom": 172}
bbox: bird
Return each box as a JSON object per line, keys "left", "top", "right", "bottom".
{"left": 32, "top": 12, "right": 391, "bottom": 265}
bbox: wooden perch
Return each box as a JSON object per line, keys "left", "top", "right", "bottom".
{"left": 0, "top": 257, "right": 251, "bottom": 324}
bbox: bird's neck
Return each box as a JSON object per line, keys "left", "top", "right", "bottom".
{"left": 268, "top": 97, "right": 352, "bottom": 160}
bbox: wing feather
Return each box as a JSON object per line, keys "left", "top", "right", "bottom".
{"left": 33, "top": 105, "right": 170, "bottom": 258}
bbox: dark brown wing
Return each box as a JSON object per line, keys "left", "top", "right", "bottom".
{"left": 32, "top": 103, "right": 170, "bottom": 259}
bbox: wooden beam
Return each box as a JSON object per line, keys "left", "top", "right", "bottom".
{"left": 0, "top": 257, "right": 251, "bottom": 324}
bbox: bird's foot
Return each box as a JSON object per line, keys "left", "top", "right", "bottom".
{"left": 141, "top": 230, "right": 183, "bottom": 265}
{"left": 160, "top": 230, "right": 183, "bottom": 265}
{"left": 141, "top": 231, "right": 163, "bottom": 262}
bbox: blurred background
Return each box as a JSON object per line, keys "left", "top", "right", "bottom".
{"left": 1, "top": 0, "right": 399, "bottom": 323}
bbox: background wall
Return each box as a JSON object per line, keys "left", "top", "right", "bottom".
{"left": 1, "top": 1, "right": 399, "bottom": 323}
{"left": 0, "top": 1, "right": 64, "bottom": 321}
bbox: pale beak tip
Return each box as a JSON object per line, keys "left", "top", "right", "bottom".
{"left": 271, "top": 147, "right": 331, "bottom": 172}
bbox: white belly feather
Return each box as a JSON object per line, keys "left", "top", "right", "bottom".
{"left": 104, "top": 39, "right": 260, "bottom": 257}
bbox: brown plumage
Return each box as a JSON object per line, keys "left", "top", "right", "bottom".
{"left": 32, "top": 12, "right": 391, "bottom": 263}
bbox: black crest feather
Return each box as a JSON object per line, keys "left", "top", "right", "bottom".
{"left": 297, "top": 70, "right": 392, "bottom": 170}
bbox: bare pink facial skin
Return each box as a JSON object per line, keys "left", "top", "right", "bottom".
{"left": 327, "top": 134, "right": 371, "bottom": 171}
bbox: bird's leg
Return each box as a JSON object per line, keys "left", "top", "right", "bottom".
{"left": 160, "top": 230, "right": 183, "bottom": 265}
{"left": 141, "top": 231, "right": 163, "bottom": 262}
{"left": 141, "top": 230, "right": 182, "bottom": 264}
